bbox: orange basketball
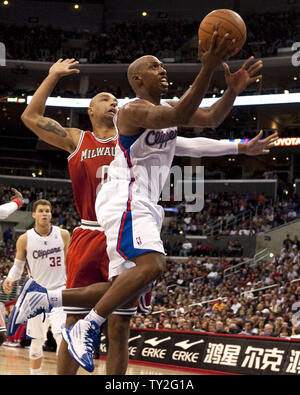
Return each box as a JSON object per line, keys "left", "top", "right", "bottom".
{"left": 198, "top": 9, "right": 247, "bottom": 57}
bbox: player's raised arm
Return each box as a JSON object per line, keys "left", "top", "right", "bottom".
{"left": 21, "top": 59, "right": 81, "bottom": 153}
{"left": 166, "top": 56, "right": 263, "bottom": 128}
{"left": 0, "top": 188, "right": 24, "bottom": 220}
{"left": 118, "top": 32, "right": 238, "bottom": 135}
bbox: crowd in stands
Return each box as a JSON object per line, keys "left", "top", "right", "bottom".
{"left": 131, "top": 236, "right": 300, "bottom": 337}
{"left": 163, "top": 191, "right": 300, "bottom": 238}
{"left": 1, "top": 183, "right": 300, "bottom": 338}
{"left": 1, "top": 9, "right": 300, "bottom": 65}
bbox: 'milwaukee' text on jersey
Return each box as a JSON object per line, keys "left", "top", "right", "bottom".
{"left": 80, "top": 146, "right": 116, "bottom": 161}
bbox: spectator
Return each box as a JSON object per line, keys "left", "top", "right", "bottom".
{"left": 3, "top": 227, "right": 13, "bottom": 244}
{"left": 179, "top": 239, "right": 193, "bottom": 257}
{"left": 291, "top": 326, "right": 300, "bottom": 339}
{"left": 228, "top": 322, "right": 239, "bottom": 334}
{"left": 283, "top": 234, "right": 293, "bottom": 249}
{"left": 263, "top": 323, "right": 276, "bottom": 337}
{"left": 231, "top": 297, "right": 242, "bottom": 315}
{"left": 215, "top": 320, "right": 228, "bottom": 334}
{"left": 212, "top": 298, "right": 226, "bottom": 313}
{"left": 239, "top": 320, "right": 255, "bottom": 335}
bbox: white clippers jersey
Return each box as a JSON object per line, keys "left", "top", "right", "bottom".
{"left": 26, "top": 225, "right": 66, "bottom": 290}
{"left": 107, "top": 99, "right": 178, "bottom": 206}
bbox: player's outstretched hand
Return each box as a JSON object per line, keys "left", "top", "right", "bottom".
{"left": 11, "top": 188, "right": 24, "bottom": 205}
{"left": 198, "top": 31, "right": 238, "bottom": 70}
{"left": 2, "top": 278, "right": 14, "bottom": 294}
{"left": 243, "top": 131, "right": 279, "bottom": 156}
{"left": 49, "top": 58, "right": 80, "bottom": 78}
{"left": 223, "top": 56, "right": 263, "bottom": 95}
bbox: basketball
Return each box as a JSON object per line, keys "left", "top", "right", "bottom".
{"left": 198, "top": 9, "right": 247, "bottom": 56}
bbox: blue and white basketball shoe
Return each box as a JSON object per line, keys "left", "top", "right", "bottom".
{"left": 62, "top": 319, "right": 100, "bottom": 373}
{"left": 7, "top": 278, "right": 51, "bottom": 336}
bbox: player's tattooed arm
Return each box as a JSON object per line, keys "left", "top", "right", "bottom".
{"left": 22, "top": 112, "right": 81, "bottom": 153}
{"left": 37, "top": 117, "right": 68, "bottom": 137}
{"left": 21, "top": 59, "right": 81, "bottom": 153}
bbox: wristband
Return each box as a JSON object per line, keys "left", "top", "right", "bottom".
{"left": 11, "top": 198, "right": 23, "bottom": 209}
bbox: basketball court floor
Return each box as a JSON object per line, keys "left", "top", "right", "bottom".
{"left": 0, "top": 346, "right": 199, "bottom": 375}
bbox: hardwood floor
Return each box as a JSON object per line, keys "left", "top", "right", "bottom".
{"left": 0, "top": 345, "right": 197, "bottom": 375}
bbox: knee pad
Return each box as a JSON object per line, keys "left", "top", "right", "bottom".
{"left": 29, "top": 338, "right": 44, "bottom": 360}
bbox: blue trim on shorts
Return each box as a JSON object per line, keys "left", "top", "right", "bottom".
{"left": 117, "top": 210, "right": 154, "bottom": 260}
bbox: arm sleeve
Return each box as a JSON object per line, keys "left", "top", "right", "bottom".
{"left": 7, "top": 259, "right": 26, "bottom": 282}
{"left": 175, "top": 136, "right": 239, "bottom": 157}
{"left": 0, "top": 201, "right": 19, "bottom": 220}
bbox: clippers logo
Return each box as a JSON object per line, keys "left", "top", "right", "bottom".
{"left": 145, "top": 129, "right": 177, "bottom": 149}
{"left": 32, "top": 246, "right": 62, "bottom": 259}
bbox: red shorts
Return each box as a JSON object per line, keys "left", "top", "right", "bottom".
{"left": 65, "top": 226, "right": 151, "bottom": 316}
{"left": 66, "top": 227, "right": 109, "bottom": 289}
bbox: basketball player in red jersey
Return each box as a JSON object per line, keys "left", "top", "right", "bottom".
{"left": 21, "top": 59, "right": 129, "bottom": 375}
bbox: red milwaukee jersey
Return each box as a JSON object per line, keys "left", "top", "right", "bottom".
{"left": 68, "top": 130, "right": 117, "bottom": 222}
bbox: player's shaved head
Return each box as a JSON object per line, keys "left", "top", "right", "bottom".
{"left": 89, "top": 92, "right": 117, "bottom": 109}
{"left": 127, "top": 55, "right": 160, "bottom": 89}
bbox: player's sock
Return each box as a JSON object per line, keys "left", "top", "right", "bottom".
{"left": 47, "top": 289, "right": 62, "bottom": 308}
{"left": 30, "top": 367, "right": 41, "bottom": 375}
{"left": 84, "top": 309, "right": 106, "bottom": 328}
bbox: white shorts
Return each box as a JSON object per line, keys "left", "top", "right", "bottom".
{"left": 0, "top": 310, "right": 6, "bottom": 333}
{"left": 26, "top": 307, "right": 66, "bottom": 340}
{"left": 96, "top": 181, "right": 165, "bottom": 281}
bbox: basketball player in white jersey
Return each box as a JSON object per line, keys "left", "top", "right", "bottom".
{"left": 0, "top": 187, "right": 23, "bottom": 345}
{"left": 7, "top": 49, "right": 277, "bottom": 372}
{"left": 0, "top": 188, "right": 24, "bottom": 220}
{"left": 3, "top": 199, "right": 70, "bottom": 375}
{"left": 58, "top": 33, "right": 270, "bottom": 371}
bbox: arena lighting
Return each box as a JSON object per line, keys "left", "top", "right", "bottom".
{"left": 27, "top": 92, "right": 300, "bottom": 108}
